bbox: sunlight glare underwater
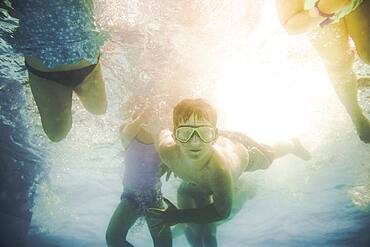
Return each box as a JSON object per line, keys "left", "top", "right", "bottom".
{"left": 27, "top": 1, "right": 370, "bottom": 246}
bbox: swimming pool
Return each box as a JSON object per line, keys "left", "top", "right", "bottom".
{"left": 1, "top": 0, "right": 369, "bottom": 246}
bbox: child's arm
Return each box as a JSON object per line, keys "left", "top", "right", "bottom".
{"left": 120, "top": 111, "right": 149, "bottom": 149}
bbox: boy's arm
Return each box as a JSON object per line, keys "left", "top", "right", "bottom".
{"left": 148, "top": 168, "right": 232, "bottom": 225}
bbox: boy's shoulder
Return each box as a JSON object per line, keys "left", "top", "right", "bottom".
{"left": 213, "top": 136, "right": 250, "bottom": 172}
{"left": 215, "top": 136, "right": 249, "bottom": 158}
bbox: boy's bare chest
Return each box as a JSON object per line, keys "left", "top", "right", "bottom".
{"left": 169, "top": 161, "right": 211, "bottom": 188}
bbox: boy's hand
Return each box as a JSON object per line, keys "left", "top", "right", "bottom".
{"left": 147, "top": 198, "right": 178, "bottom": 234}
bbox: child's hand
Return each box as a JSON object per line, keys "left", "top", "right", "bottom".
{"left": 138, "top": 108, "right": 151, "bottom": 123}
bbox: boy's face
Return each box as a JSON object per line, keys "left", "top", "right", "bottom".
{"left": 174, "top": 113, "right": 217, "bottom": 161}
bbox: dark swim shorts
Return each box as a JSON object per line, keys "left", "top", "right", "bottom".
{"left": 120, "top": 189, "right": 163, "bottom": 215}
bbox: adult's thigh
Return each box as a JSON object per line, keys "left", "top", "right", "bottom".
{"left": 74, "top": 61, "right": 107, "bottom": 115}
{"left": 345, "top": 0, "right": 370, "bottom": 64}
{"left": 309, "top": 20, "right": 353, "bottom": 70}
{"left": 28, "top": 70, "right": 73, "bottom": 142}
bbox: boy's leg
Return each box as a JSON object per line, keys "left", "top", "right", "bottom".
{"left": 146, "top": 208, "right": 172, "bottom": 247}
{"left": 106, "top": 199, "right": 140, "bottom": 247}
{"left": 184, "top": 225, "right": 203, "bottom": 247}
{"left": 185, "top": 224, "right": 217, "bottom": 247}
{"left": 219, "top": 130, "right": 266, "bottom": 151}
{"left": 246, "top": 138, "right": 310, "bottom": 172}
{"left": 271, "top": 138, "right": 311, "bottom": 161}
{"left": 177, "top": 182, "right": 217, "bottom": 247}
{"left": 201, "top": 223, "right": 217, "bottom": 247}
{"left": 177, "top": 183, "right": 203, "bottom": 247}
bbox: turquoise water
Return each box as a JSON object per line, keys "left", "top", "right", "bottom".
{"left": 1, "top": 0, "right": 370, "bottom": 246}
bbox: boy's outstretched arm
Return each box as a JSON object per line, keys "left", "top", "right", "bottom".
{"left": 148, "top": 169, "right": 232, "bottom": 225}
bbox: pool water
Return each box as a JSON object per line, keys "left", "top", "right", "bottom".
{"left": 1, "top": 0, "right": 369, "bottom": 246}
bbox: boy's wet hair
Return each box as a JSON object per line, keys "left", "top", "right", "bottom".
{"left": 173, "top": 98, "right": 217, "bottom": 129}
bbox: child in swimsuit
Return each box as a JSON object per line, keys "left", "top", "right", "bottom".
{"left": 106, "top": 106, "right": 172, "bottom": 247}
{"left": 7, "top": 0, "right": 109, "bottom": 142}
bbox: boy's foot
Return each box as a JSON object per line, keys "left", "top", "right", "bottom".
{"left": 291, "top": 138, "right": 311, "bottom": 161}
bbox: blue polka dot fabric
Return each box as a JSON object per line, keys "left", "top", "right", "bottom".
{"left": 10, "top": 0, "right": 109, "bottom": 68}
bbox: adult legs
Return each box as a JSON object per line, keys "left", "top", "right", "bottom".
{"left": 26, "top": 56, "right": 107, "bottom": 142}
{"left": 27, "top": 58, "right": 73, "bottom": 142}
{"left": 345, "top": 0, "right": 370, "bottom": 64}
{"left": 106, "top": 199, "right": 140, "bottom": 247}
{"left": 74, "top": 60, "right": 107, "bottom": 115}
{"left": 177, "top": 184, "right": 201, "bottom": 247}
{"left": 344, "top": 1, "right": 370, "bottom": 143}
{"left": 309, "top": 20, "right": 370, "bottom": 143}
{"left": 145, "top": 205, "right": 173, "bottom": 247}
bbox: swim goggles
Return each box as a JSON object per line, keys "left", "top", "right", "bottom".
{"left": 175, "top": 126, "right": 217, "bottom": 143}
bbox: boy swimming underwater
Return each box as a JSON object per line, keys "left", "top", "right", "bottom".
{"left": 148, "top": 98, "right": 311, "bottom": 247}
